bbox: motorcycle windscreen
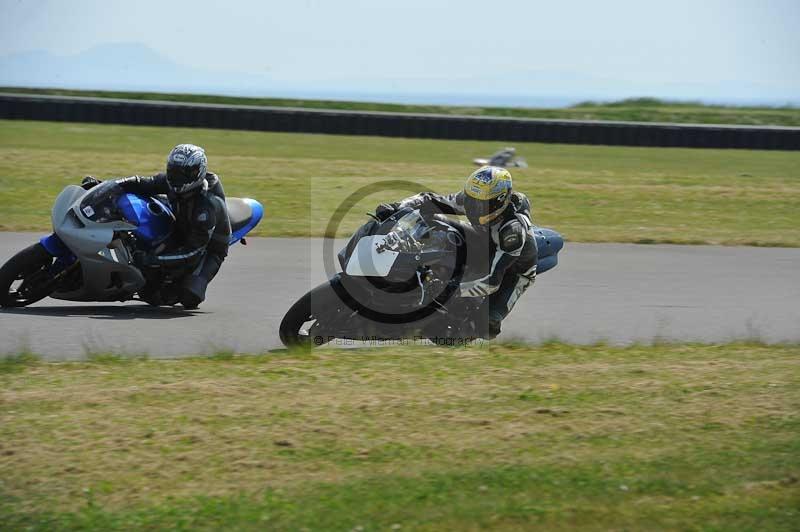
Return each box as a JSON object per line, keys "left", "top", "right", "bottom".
{"left": 345, "top": 236, "right": 399, "bottom": 277}
{"left": 78, "top": 182, "right": 127, "bottom": 223}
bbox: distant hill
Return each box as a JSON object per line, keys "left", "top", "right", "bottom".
{"left": 1, "top": 87, "right": 798, "bottom": 127}
{"left": 0, "top": 43, "right": 295, "bottom": 96}
{"left": 2, "top": 42, "right": 800, "bottom": 110}
{"left": 1, "top": 43, "right": 195, "bottom": 91}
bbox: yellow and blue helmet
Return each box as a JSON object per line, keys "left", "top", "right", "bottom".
{"left": 463, "top": 166, "right": 513, "bottom": 226}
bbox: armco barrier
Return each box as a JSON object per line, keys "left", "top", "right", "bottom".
{"left": 1, "top": 93, "right": 798, "bottom": 150}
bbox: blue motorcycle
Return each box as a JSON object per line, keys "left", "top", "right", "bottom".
{"left": 0, "top": 181, "right": 263, "bottom": 307}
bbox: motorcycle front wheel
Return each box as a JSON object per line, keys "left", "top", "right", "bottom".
{"left": 0, "top": 244, "right": 58, "bottom": 307}
{"left": 279, "top": 277, "right": 351, "bottom": 347}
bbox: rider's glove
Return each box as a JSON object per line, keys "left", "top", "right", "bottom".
{"left": 132, "top": 250, "right": 158, "bottom": 268}
{"left": 81, "top": 176, "right": 101, "bottom": 190}
{"left": 374, "top": 203, "right": 398, "bottom": 221}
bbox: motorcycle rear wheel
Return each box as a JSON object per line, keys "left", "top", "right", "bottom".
{"left": 0, "top": 244, "right": 57, "bottom": 308}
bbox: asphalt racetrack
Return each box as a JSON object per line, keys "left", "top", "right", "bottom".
{"left": 1, "top": 232, "right": 798, "bottom": 360}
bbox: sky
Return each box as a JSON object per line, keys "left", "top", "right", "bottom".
{"left": 1, "top": 0, "right": 799, "bottom": 106}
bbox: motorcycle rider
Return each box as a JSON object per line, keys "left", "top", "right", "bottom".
{"left": 82, "top": 144, "right": 230, "bottom": 309}
{"left": 374, "top": 166, "right": 537, "bottom": 338}
{"left": 488, "top": 147, "right": 517, "bottom": 167}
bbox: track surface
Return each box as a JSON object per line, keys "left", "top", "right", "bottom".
{"left": 1, "top": 232, "right": 798, "bottom": 359}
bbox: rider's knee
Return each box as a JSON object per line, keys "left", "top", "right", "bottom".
{"left": 484, "top": 308, "right": 504, "bottom": 339}
{"left": 181, "top": 275, "right": 208, "bottom": 309}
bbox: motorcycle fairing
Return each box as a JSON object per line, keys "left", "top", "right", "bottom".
{"left": 39, "top": 232, "right": 70, "bottom": 257}
{"left": 118, "top": 194, "right": 174, "bottom": 247}
{"left": 50, "top": 185, "right": 145, "bottom": 301}
{"left": 229, "top": 198, "right": 264, "bottom": 245}
{"left": 343, "top": 211, "right": 460, "bottom": 282}
{"left": 345, "top": 236, "right": 400, "bottom": 277}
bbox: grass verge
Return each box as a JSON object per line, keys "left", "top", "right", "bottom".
{"left": 1, "top": 343, "right": 798, "bottom": 530}
{"left": 1, "top": 120, "right": 799, "bottom": 246}
{"left": 3, "top": 88, "right": 800, "bottom": 126}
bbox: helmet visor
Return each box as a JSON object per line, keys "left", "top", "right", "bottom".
{"left": 166, "top": 164, "right": 201, "bottom": 191}
{"left": 464, "top": 194, "right": 507, "bottom": 226}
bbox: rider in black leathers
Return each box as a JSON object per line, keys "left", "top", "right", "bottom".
{"left": 375, "top": 166, "right": 538, "bottom": 338}
{"left": 82, "top": 144, "right": 230, "bottom": 309}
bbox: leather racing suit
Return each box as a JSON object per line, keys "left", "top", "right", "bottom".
{"left": 390, "top": 190, "right": 538, "bottom": 337}
{"left": 87, "top": 172, "right": 231, "bottom": 308}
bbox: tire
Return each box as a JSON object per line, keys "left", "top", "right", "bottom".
{"left": 279, "top": 279, "right": 349, "bottom": 347}
{"left": 0, "top": 244, "right": 57, "bottom": 308}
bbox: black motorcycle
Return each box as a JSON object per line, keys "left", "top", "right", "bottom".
{"left": 279, "top": 208, "right": 563, "bottom": 346}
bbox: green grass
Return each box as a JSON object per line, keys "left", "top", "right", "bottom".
{"left": 1, "top": 119, "right": 799, "bottom": 245}
{"left": 3, "top": 87, "right": 800, "bottom": 126}
{"left": 0, "top": 352, "right": 39, "bottom": 374}
{"left": 1, "top": 343, "right": 798, "bottom": 530}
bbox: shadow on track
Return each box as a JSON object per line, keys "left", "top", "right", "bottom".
{"left": 0, "top": 305, "right": 202, "bottom": 321}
